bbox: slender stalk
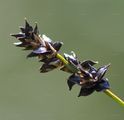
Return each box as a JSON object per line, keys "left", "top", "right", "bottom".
{"left": 56, "top": 53, "right": 124, "bottom": 106}
{"left": 104, "top": 89, "right": 124, "bottom": 106}
{"left": 56, "top": 53, "right": 68, "bottom": 65}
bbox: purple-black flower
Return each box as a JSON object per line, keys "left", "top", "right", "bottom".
{"left": 67, "top": 63, "right": 110, "bottom": 97}
{"left": 27, "top": 35, "right": 63, "bottom": 59}
{"left": 11, "top": 20, "right": 64, "bottom": 73}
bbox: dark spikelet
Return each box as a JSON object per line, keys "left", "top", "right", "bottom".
{"left": 11, "top": 33, "right": 25, "bottom": 38}
{"left": 34, "top": 23, "right": 39, "bottom": 35}
{"left": 27, "top": 52, "right": 39, "bottom": 58}
{"left": 25, "top": 19, "right": 33, "bottom": 32}
{"left": 67, "top": 79, "right": 76, "bottom": 90}
{"left": 23, "top": 45, "right": 34, "bottom": 50}
{"left": 81, "top": 60, "right": 98, "bottom": 69}
{"left": 95, "top": 64, "right": 110, "bottom": 81}
{"left": 53, "top": 42, "right": 63, "bottom": 51}
{"left": 11, "top": 19, "right": 112, "bottom": 98}
{"left": 40, "top": 64, "right": 56, "bottom": 73}
{"left": 19, "top": 26, "right": 25, "bottom": 33}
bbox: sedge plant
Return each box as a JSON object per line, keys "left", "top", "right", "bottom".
{"left": 11, "top": 19, "right": 124, "bottom": 106}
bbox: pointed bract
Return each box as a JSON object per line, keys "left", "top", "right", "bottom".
{"left": 27, "top": 52, "right": 39, "bottom": 58}
{"left": 33, "top": 47, "right": 48, "bottom": 54}
{"left": 67, "top": 74, "right": 81, "bottom": 90}
{"left": 67, "top": 79, "right": 76, "bottom": 90}
{"left": 81, "top": 60, "right": 98, "bottom": 69}
{"left": 95, "top": 64, "right": 110, "bottom": 81}
{"left": 25, "top": 19, "right": 33, "bottom": 32}
{"left": 11, "top": 33, "right": 25, "bottom": 38}
{"left": 40, "top": 64, "right": 56, "bottom": 73}
{"left": 19, "top": 26, "right": 25, "bottom": 33}
{"left": 40, "top": 57, "right": 62, "bottom": 72}
{"left": 34, "top": 23, "right": 39, "bottom": 35}
{"left": 78, "top": 87, "right": 95, "bottom": 97}
{"left": 53, "top": 42, "right": 63, "bottom": 51}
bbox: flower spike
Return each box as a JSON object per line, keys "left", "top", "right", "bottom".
{"left": 11, "top": 19, "right": 124, "bottom": 106}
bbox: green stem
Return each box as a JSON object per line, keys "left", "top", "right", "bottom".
{"left": 56, "top": 53, "right": 68, "bottom": 65}
{"left": 56, "top": 53, "right": 124, "bottom": 107}
{"left": 104, "top": 89, "right": 124, "bottom": 106}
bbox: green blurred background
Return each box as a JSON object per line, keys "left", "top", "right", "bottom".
{"left": 0, "top": 0, "right": 124, "bottom": 120}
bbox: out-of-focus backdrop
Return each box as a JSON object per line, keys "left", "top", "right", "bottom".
{"left": 0, "top": 0, "right": 124, "bottom": 120}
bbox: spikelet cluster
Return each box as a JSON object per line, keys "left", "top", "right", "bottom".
{"left": 11, "top": 20, "right": 110, "bottom": 97}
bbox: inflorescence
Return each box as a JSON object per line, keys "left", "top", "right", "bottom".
{"left": 11, "top": 19, "right": 111, "bottom": 97}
